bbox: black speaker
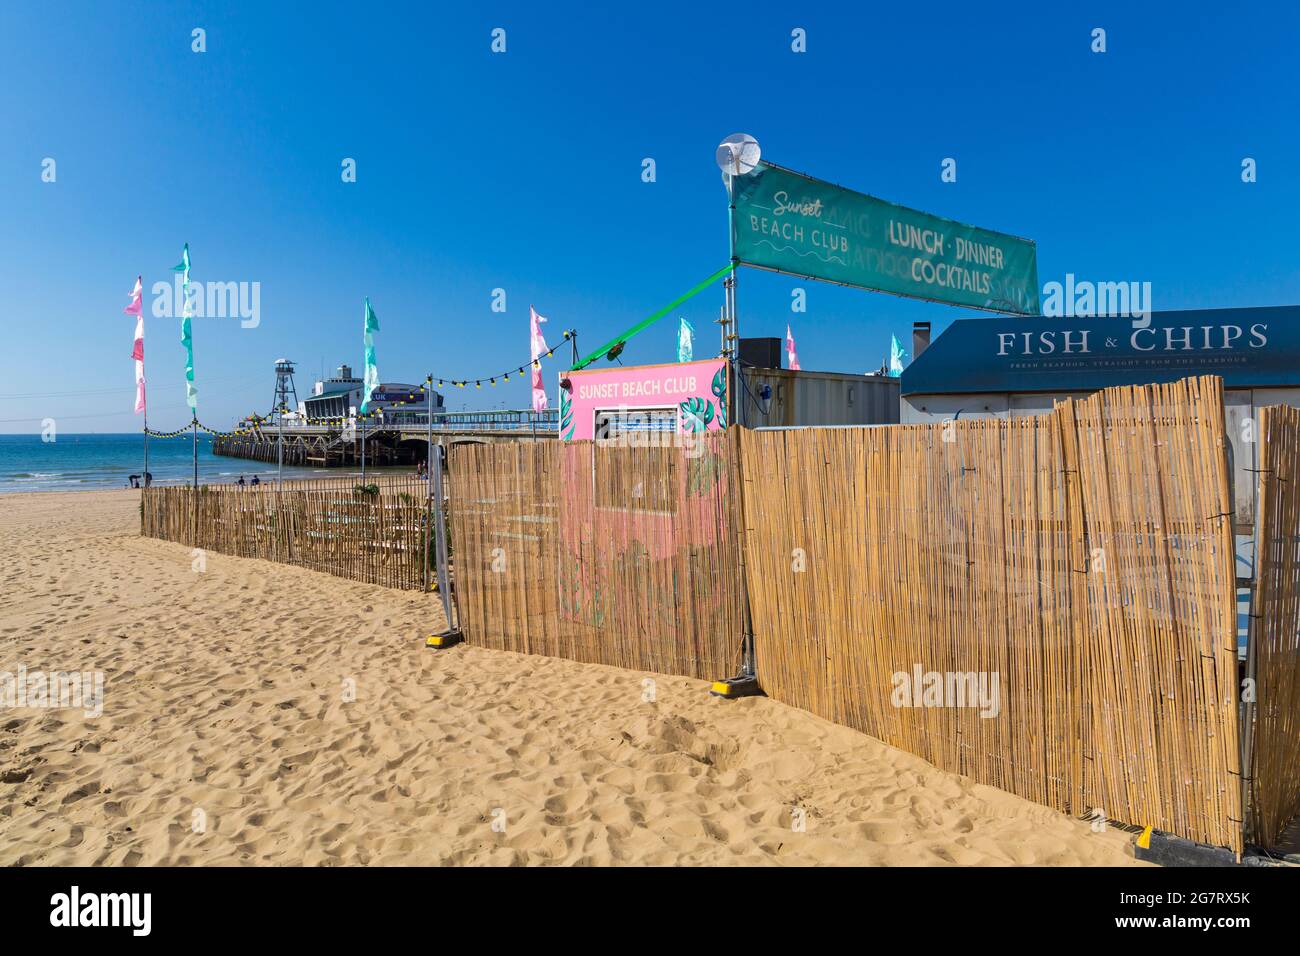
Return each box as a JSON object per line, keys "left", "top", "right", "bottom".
{"left": 739, "top": 337, "right": 782, "bottom": 369}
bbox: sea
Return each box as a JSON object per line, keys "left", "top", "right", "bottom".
{"left": 0, "top": 433, "right": 411, "bottom": 494}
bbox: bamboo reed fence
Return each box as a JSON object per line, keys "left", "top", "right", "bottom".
{"left": 1246, "top": 404, "right": 1300, "bottom": 848}
{"left": 447, "top": 432, "right": 745, "bottom": 680}
{"left": 141, "top": 475, "right": 433, "bottom": 590}
{"left": 738, "top": 376, "right": 1243, "bottom": 853}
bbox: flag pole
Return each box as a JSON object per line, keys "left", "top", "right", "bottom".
{"left": 141, "top": 285, "right": 148, "bottom": 486}
{"left": 142, "top": 340, "right": 149, "bottom": 487}
{"left": 725, "top": 151, "right": 755, "bottom": 688}
{"left": 726, "top": 155, "right": 741, "bottom": 427}
{"left": 277, "top": 402, "right": 284, "bottom": 485}
{"left": 425, "top": 376, "right": 433, "bottom": 500}
{"left": 192, "top": 416, "right": 198, "bottom": 489}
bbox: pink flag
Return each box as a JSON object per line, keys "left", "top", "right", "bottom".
{"left": 131, "top": 317, "right": 146, "bottom": 416}
{"left": 133, "top": 314, "right": 146, "bottom": 414}
{"left": 786, "top": 323, "right": 801, "bottom": 371}
{"left": 529, "top": 306, "right": 550, "bottom": 413}
{"left": 124, "top": 275, "right": 142, "bottom": 316}
{"left": 129, "top": 274, "right": 146, "bottom": 414}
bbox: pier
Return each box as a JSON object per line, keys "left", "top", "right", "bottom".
{"left": 212, "top": 408, "right": 559, "bottom": 467}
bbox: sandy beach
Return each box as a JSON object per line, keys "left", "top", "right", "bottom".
{"left": 0, "top": 489, "right": 1143, "bottom": 866}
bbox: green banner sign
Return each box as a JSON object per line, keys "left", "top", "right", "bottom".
{"left": 732, "top": 162, "right": 1040, "bottom": 315}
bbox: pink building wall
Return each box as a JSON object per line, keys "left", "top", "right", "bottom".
{"left": 554, "top": 359, "right": 733, "bottom": 626}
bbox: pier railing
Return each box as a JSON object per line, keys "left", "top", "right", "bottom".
{"left": 387, "top": 408, "right": 559, "bottom": 433}
{"left": 212, "top": 409, "right": 559, "bottom": 466}
{"left": 232, "top": 408, "right": 559, "bottom": 435}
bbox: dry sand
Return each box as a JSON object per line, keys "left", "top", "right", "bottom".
{"left": 0, "top": 489, "right": 1143, "bottom": 865}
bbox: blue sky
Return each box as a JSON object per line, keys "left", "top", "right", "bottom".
{"left": 1, "top": 0, "right": 1297, "bottom": 432}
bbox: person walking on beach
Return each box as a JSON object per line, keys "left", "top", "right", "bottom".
{"left": 237, "top": 475, "right": 246, "bottom": 487}
{"left": 250, "top": 475, "right": 260, "bottom": 486}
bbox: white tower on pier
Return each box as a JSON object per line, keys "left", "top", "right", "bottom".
{"left": 272, "top": 358, "right": 299, "bottom": 420}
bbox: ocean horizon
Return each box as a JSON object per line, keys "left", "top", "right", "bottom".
{"left": 0, "top": 433, "right": 414, "bottom": 493}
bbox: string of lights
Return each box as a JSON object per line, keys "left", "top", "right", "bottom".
{"left": 144, "top": 420, "right": 247, "bottom": 439}
{"left": 144, "top": 425, "right": 198, "bottom": 439}
{"left": 429, "top": 328, "right": 575, "bottom": 390}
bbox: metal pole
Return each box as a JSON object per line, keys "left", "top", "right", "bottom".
{"left": 141, "top": 315, "right": 150, "bottom": 490}
{"left": 726, "top": 154, "right": 754, "bottom": 681}
{"left": 425, "top": 376, "right": 433, "bottom": 500}
{"left": 191, "top": 416, "right": 199, "bottom": 550}
{"left": 360, "top": 414, "right": 366, "bottom": 480}
{"left": 1240, "top": 460, "right": 1261, "bottom": 854}
{"left": 725, "top": 160, "right": 742, "bottom": 428}
{"left": 432, "top": 444, "right": 454, "bottom": 632}
{"left": 275, "top": 412, "right": 283, "bottom": 563}
{"left": 277, "top": 403, "right": 284, "bottom": 485}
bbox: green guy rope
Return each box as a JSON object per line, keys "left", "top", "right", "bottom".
{"left": 571, "top": 262, "right": 736, "bottom": 371}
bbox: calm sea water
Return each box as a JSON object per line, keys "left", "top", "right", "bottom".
{"left": 0, "top": 433, "right": 411, "bottom": 493}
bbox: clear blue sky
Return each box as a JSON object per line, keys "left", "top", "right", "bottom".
{"left": 1, "top": 0, "right": 1297, "bottom": 432}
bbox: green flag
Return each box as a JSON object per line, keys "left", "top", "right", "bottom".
{"left": 174, "top": 243, "right": 197, "bottom": 410}
{"left": 361, "top": 298, "right": 379, "bottom": 413}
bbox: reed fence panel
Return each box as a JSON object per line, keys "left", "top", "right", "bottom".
{"left": 1247, "top": 404, "right": 1300, "bottom": 847}
{"left": 1068, "top": 379, "right": 1240, "bottom": 851}
{"left": 738, "top": 376, "right": 1242, "bottom": 853}
{"left": 141, "top": 475, "right": 432, "bottom": 590}
{"left": 447, "top": 432, "right": 744, "bottom": 681}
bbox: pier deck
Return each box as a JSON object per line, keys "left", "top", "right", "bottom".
{"left": 212, "top": 408, "right": 559, "bottom": 467}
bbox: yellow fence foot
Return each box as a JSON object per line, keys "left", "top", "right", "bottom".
{"left": 426, "top": 632, "right": 463, "bottom": 649}
{"left": 710, "top": 676, "right": 762, "bottom": 699}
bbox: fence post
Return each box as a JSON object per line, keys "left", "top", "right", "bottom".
{"left": 709, "top": 426, "right": 761, "bottom": 699}
{"left": 423, "top": 489, "right": 431, "bottom": 594}
{"left": 1054, "top": 397, "right": 1090, "bottom": 818}
{"left": 426, "top": 444, "right": 461, "bottom": 648}
{"left": 1239, "top": 408, "right": 1264, "bottom": 850}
